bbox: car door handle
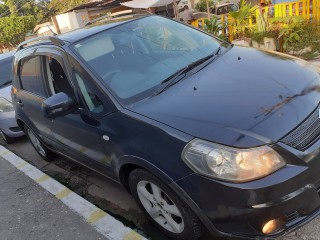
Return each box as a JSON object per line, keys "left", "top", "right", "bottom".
{"left": 17, "top": 100, "right": 24, "bottom": 107}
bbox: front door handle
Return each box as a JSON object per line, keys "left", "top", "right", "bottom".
{"left": 17, "top": 100, "right": 24, "bottom": 107}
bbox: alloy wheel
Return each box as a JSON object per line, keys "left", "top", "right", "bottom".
{"left": 137, "top": 180, "right": 184, "bottom": 234}
{"left": 27, "top": 129, "right": 46, "bottom": 157}
{"left": 0, "top": 130, "right": 7, "bottom": 141}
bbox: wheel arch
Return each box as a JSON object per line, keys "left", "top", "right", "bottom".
{"left": 16, "top": 118, "right": 25, "bottom": 133}
{"left": 116, "top": 155, "right": 174, "bottom": 194}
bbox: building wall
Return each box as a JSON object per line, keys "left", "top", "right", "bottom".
{"left": 55, "top": 10, "right": 89, "bottom": 34}
{"left": 74, "top": 10, "right": 90, "bottom": 28}
{"left": 37, "top": 25, "right": 55, "bottom": 36}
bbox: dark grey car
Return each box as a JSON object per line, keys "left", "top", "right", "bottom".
{"left": 0, "top": 51, "right": 24, "bottom": 143}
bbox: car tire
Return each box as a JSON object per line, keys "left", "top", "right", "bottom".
{"left": 0, "top": 129, "right": 15, "bottom": 144}
{"left": 24, "top": 125, "right": 55, "bottom": 161}
{"left": 129, "top": 168, "right": 204, "bottom": 240}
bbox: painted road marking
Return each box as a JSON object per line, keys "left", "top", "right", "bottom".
{"left": 55, "top": 188, "right": 72, "bottom": 199}
{"left": 87, "top": 209, "right": 107, "bottom": 224}
{"left": 35, "top": 174, "right": 50, "bottom": 183}
{"left": 0, "top": 145, "right": 146, "bottom": 240}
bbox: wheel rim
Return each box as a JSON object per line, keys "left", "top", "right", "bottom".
{"left": 137, "top": 180, "right": 184, "bottom": 234}
{"left": 0, "top": 130, "right": 7, "bottom": 141}
{"left": 27, "top": 129, "right": 46, "bottom": 157}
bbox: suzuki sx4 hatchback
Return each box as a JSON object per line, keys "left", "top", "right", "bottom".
{"left": 12, "top": 15, "right": 320, "bottom": 239}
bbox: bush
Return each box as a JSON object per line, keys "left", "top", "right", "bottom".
{"left": 0, "top": 16, "right": 36, "bottom": 49}
{"left": 195, "top": 0, "right": 213, "bottom": 12}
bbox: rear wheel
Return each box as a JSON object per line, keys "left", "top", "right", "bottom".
{"left": 0, "top": 129, "right": 14, "bottom": 144}
{"left": 25, "top": 125, "right": 55, "bottom": 161}
{"left": 129, "top": 169, "right": 204, "bottom": 240}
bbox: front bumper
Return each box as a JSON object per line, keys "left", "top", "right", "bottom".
{"left": 174, "top": 141, "right": 320, "bottom": 239}
{"left": 0, "top": 111, "right": 24, "bottom": 138}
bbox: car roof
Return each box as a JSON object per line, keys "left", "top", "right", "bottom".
{"left": 58, "top": 15, "right": 147, "bottom": 44}
{"left": 0, "top": 51, "right": 15, "bottom": 61}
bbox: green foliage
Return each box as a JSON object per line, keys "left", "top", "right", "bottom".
{"left": 256, "top": 9, "right": 269, "bottom": 33}
{"left": 0, "top": 3, "right": 9, "bottom": 16}
{"left": 250, "top": 31, "right": 277, "bottom": 44}
{"left": 49, "top": 0, "right": 90, "bottom": 15}
{"left": 204, "top": 15, "right": 228, "bottom": 41}
{"left": 270, "top": 16, "right": 304, "bottom": 50}
{"left": 0, "top": 16, "right": 36, "bottom": 48}
{"left": 195, "top": 0, "right": 213, "bottom": 12}
{"left": 228, "top": 0, "right": 258, "bottom": 39}
{"left": 0, "top": 0, "right": 52, "bottom": 23}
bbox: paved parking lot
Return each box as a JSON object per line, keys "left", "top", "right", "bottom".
{"left": 1, "top": 136, "right": 320, "bottom": 240}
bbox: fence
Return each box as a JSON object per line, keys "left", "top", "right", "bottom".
{"left": 191, "top": 0, "right": 320, "bottom": 41}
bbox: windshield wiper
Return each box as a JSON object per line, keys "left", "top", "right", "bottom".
{"left": 156, "top": 46, "right": 222, "bottom": 95}
{"left": 0, "top": 81, "right": 12, "bottom": 88}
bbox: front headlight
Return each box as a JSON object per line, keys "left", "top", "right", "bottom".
{"left": 182, "top": 139, "right": 286, "bottom": 182}
{"left": 0, "top": 97, "right": 14, "bottom": 112}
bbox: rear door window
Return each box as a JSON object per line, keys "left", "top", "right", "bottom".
{"left": 19, "top": 56, "right": 47, "bottom": 97}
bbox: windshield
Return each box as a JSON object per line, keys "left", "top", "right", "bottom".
{"left": 0, "top": 57, "right": 13, "bottom": 88}
{"left": 73, "top": 16, "right": 221, "bottom": 105}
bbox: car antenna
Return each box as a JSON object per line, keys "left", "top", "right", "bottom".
{"left": 47, "top": 25, "right": 57, "bottom": 36}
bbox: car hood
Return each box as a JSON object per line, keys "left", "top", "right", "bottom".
{"left": 0, "top": 85, "right": 12, "bottom": 102}
{"left": 128, "top": 46, "right": 320, "bottom": 148}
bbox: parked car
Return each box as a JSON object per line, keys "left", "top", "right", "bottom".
{"left": 0, "top": 51, "right": 24, "bottom": 143}
{"left": 12, "top": 15, "right": 320, "bottom": 240}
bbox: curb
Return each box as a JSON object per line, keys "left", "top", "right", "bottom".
{"left": 0, "top": 145, "right": 146, "bottom": 240}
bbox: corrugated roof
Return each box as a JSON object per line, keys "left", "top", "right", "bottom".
{"left": 64, "top": 0, "right": 123, "bottom": 13}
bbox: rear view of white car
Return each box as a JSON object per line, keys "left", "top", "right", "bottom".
{"left": 0, "top": 52, "right": 24, "bottom": 143}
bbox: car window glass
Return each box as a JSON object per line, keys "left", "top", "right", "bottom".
{"left": 73, "top": 16, "right": 220, "bottom": 105}
{"left": 74, "top": 72, "right": 105, "bottom": 114}
{"left": 0, "top": 58, "right": 13, "bottom": 86}
{"left": 20, "top": 56, "right": 47, "bottom": 97}
{"left": 46, "top": 57, "right": 74, "bottom": 97}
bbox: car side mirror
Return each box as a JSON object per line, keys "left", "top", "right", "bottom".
{"left": 42, "top": 92, "right": 78, "bottom": 118}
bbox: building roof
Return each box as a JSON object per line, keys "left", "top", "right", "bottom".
{"left": 63, "top": 0, "right": 123, "bottom": 13}
{"left": 33, "top": 22, "right": 54, "bottom": 33}
{"left": 58, "top": 14, "right": 147, "bottom": 43}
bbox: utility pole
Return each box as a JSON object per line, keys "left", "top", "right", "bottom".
{"left": 173, "top": 0, "right": 179, "bottom": 20}
{"left": 206, "top": 0, "right": 210, "bottom": 19}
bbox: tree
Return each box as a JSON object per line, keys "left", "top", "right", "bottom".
{"left": 0, "top": 16, "right": 36, "bottom": 49}
{"left": 48, "top": 0, "right": 90, "bottom": 15}
{"left": 0, "top": 3, "right": 9, "bottom": 17}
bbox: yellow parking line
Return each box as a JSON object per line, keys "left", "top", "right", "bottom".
{"left": 87, "top": 209, "right": 107, "bottom": 224}
{"left": 123, "top": 230, "right": 143, "bottom": 240}
{"left": 16, "top": 162, "right": 28, "bottom": 169}
{"left": 55, "top": 188, "right": 72, "bottom": 199}
{"left": 35, "top": 174, "right": 50, "bottom": 183}
{"left": 1, "top": 150, "right": 11, "bottom": 156}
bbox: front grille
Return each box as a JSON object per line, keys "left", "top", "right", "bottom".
{"left": 287, "top": 211, "right": 301, "bottom": 224}
{"left": 280, "top": 106, "right": 320, "bottom": 151}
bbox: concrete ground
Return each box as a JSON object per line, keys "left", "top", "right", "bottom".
{"left": 0, "top": 156, "right": 107, "bottom": 240}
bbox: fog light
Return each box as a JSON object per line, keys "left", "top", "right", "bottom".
{"left": 262, "top": 218, "right": 286, "bottom": 234}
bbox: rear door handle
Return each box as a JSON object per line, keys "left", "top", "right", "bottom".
{"left": 17, "top": 100, "right": 24, "bottom": 107}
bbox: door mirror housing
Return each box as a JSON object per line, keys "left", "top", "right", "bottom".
{"left": 42, "top": 92, "right": 78, "bottom": 118}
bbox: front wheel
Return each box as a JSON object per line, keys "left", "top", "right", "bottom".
{"left": 25, "top": 125, "right": 55, "bottom": 161}
{"left": 129, "top": 169, "right": 204, "bottom": 240}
